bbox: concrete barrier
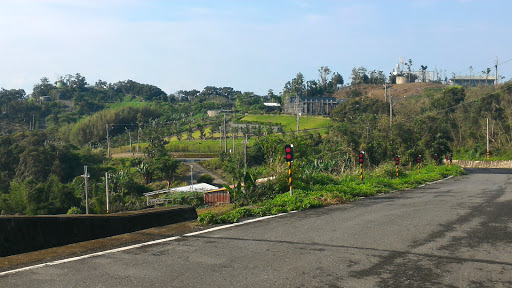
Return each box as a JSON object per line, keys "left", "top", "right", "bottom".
{"left": 0, "top": 206, "right": 197, "bottom": 257}
{"left": 451, "top": 160, "right": 512, "bottom": 168}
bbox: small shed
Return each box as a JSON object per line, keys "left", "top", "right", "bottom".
{"left": 203, "top": 187, "right": 231, "bottom": 206}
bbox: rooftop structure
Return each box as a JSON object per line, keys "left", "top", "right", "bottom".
{"left": 450, "top": 75, "right": 496, "bottom": 86}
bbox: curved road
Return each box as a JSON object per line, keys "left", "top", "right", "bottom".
{"left": 1, "top": 168, "right": 511, "bottom": 287}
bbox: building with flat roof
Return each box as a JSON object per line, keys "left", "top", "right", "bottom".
{"left": 450, "top": 75, "right": 496, "bottom": 86}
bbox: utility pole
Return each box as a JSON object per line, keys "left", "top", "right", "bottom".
{"left": 495, "top": 57, "right": 499, "bottom": 86}
{"left": 389, "top": 87, "right": 393, "bottom": 127}
{"left": 224, "top": 114, "right": 227, "bottom": 153}
{"left": 105, "top": 172, "right": 109, "bottom": 214}
{"left": 125, "top": 127, "right": 132, "bottom": 154}
{"left": 244, "top": 134, "right": 248, "bottom": 175}
{"left": 219, "top": 126, "right": 222, "bottom": 152}
{"left": 106, "top": 124, "right": 110, "bottom": 158}
{"left": 137, "top": 123, "right": 141, "bottom": 155}
{"left": 190, "top": 165, "right": 194, "bottom": 191}
{"left": 232, "top": 126, "right": 235, "bottom": 153}
{"left": 81, "top": 166, "right": 90, "bottom": 215}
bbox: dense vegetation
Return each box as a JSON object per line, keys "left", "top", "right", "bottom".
{"left": 0, "top": 68, "right": 511, "bottom": 216}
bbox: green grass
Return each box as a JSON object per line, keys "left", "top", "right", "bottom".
{"left": 240, "top": 114, "right": 332, "bottom": 132}
{"left": 166, "top": 140, "right": 244, "bottom": 153}
{"left": 106, "top": 101, "right": 148, "bottom": 109}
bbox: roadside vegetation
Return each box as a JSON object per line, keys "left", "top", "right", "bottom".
{"left": 198, "top": 164, "right": 465, "bottom": 224}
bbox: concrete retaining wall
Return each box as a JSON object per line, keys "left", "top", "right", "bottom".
{"left": 451, "top": 160, "right": 512, "bottom": 168}
{"left": 0, "top": 206, "right": 197, "bottom": 257}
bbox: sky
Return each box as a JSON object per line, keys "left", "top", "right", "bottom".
{"left": 0, "top": 0, "right": 511, "bottom": 96}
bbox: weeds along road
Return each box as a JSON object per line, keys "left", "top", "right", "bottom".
{"left": 1, "top": 169, "right": 512, "bottom": 287}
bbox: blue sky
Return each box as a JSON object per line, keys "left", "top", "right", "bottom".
{"left": 0, "top": 0, "right": 511, "bottom": 96}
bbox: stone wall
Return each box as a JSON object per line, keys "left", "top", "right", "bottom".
{"left": 451, "top": 160, "right": 512, "bottom": 168}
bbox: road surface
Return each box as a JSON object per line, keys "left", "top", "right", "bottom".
{"left": 1, "top": 168, "right": 511, "bottom": 287}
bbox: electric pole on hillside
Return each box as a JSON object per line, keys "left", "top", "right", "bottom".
{"left": 219, "top": 126, "right": 223, "bottom": 152}
{"left": 224, "top": 114, "right": 227, "bottom": 153}
{"left": 495, "top": 57, "right": 499, "bottom": 87}
{"left": 190, "top": 165, "right": 194, "bottom": 192}
{"left": 389, "top": 86, "right": 393, "bottom": 127}
{"left": 81, "top": 166, "right": 90, "bottom": 215}
{"left": 106, "top": 124, "right": 110, "bottom": 158}
{"left": 125, "top": 127, "right": 132, "bottom": 155}
{"left": 244, "top": 134, "right": 248, "bottom": 175}
{"left": 137, "top": 122, "right": 141, "bottom": 155}
{"left": 105, "top": 172, "right": 110, "bottom": 214}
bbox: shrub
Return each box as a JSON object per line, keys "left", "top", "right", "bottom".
{"left": 197, "top": 174, "right": 215, "bottom": 184}
{"left": 67, "top": 206, "right": 81, "bottom": 214}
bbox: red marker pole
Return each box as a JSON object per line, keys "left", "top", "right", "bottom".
{"left": 359, "top": 152, "right": 365, "bottom": 181}
{"left": 288, "top": 162, "right": 293, "bottom": 196}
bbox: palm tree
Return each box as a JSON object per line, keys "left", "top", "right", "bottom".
{"left": 482, "top": 68, "right": 491, "bottom": 86}
{"left": 420, "top": 65, "right": 428, "bottom": 82}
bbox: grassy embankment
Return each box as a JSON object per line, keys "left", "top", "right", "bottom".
{"left": 240, "top": 114, "right": 332, "bottom": 133}
{"left": 197, "top": 163, "right": 465, "bottom": 225}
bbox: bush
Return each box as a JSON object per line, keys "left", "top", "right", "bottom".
{"left": 197, "top": 174, "right": 214, "bottom": 184}
{"left": 67, "top": 206, "right": 81, "bottom": 214}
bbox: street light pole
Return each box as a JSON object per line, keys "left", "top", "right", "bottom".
{"left": 81, "top": 166, "right": 90, "bottom": 214}
{"left": 105, "top": 172, "right": 109, "bottom": 214}
{"left": 190, "top": 165, "right": 194, "bottom": 191}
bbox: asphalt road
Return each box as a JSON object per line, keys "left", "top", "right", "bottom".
{"left": 1, "top": 168, "right": 511, "bottom": 287}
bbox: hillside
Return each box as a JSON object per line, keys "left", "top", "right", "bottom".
{"left": 334, "top": 83, "right": 445, "bottom": 100}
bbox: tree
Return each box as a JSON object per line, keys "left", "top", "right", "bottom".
{"left": 157, "top": 157, "right": 180, "bottom": 187}
{"left": 197, "top": 174, "right": 214, "bottom": 184}
{"left": 145, "top": 128, "right": 169, "bottom": 159}
{"left": 318, "top": 66, "right": 332, "bottom": 89}
{"left": 197, "top": 123, "right": 206, "bottom": 140}
{"left": 137, "top": 162, "right": 154, "bottom": 185}
{"left": 330, "top": 72, "right": 344, "bottom": 88}
{"left": 351, "top": 67, "right": 369, "bottom": 85}
{"left": 283, "top": 73, "right": 306, "bottom": 98}
{"left": 406, "top": 59, "right": 413, "bottom": 82}
{"left": 431, "top": 87, "right": 466, "bottom": 112}
{"left": 482, "top": 68, "right": 492, "bottom": 85}
{"left": 420, "top": 65, "right": 428, "bottom": 82}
